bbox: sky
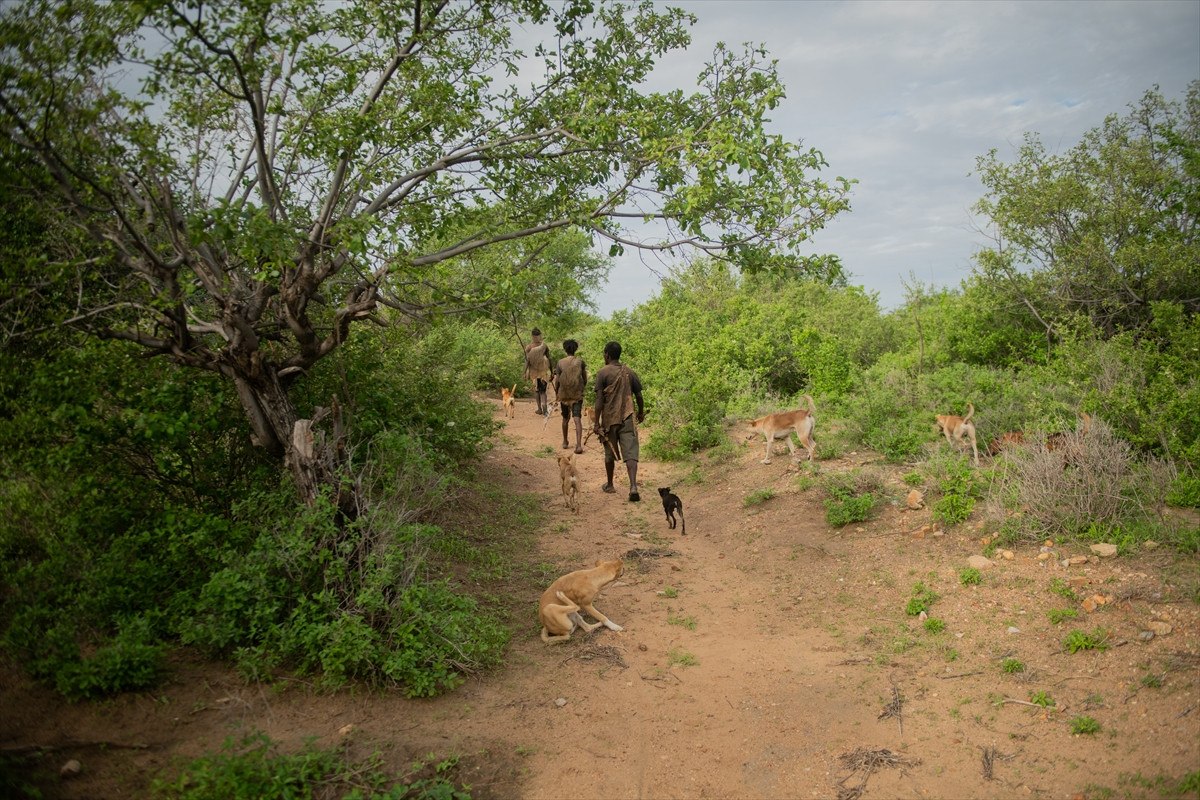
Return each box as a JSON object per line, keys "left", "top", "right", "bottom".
{"left": 586, "top": 0, "right": 1200, "bottom": 315}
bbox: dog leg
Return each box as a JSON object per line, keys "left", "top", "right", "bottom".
{"left": 784, "top": 430, "right": 799, "bottom": 461}
{"left": 761, "top": 431, "right": 774, "bottom": 464}
{"left": 568, "top": 610, "right": 602, "bottom": 633}
{"left": 581, "top": 603, "right": 623, "bottom": 632}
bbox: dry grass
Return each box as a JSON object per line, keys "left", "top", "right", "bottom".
{"left": 836, "top": 747, "right": 921, "bottom": 800}
{"left": 987, "top": 419, "right": 1171, "bottom": 540}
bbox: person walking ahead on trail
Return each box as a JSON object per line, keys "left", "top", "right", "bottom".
{"left": 592, "top": 340, "right": 645, "bottom": 502}
{"left": 554, "top": 339, "right": 588, "bottom": 454}
{"left": 524, "top": 328, "right": 554, "bottom": 415}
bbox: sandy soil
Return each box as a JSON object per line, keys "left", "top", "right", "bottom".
{"left": 3, "top": 396, "right": 1198, "bottom": 799}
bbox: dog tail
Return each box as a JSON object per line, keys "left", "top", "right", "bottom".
{"left": 803, "top": 394, "right": 815, "bottom": 414}
{"left": 680, "top": 508, "right": 686, "bottom": 535}
{"left": 1079, "top": 411, "right": 1092, "bottom": 435}
{"left": 964, "top": 402, "right": 974, "bottom": 423}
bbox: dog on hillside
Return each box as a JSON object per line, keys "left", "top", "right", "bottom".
{"left": 538, "top": 559, "right": 624, "bottom": 644}
{"left": 936, "top": 402, "right": 979, "bottom": 466}
{"left": 748, "top": 395, "right": 816, "bottom": 464}
{"left": 1046, "top": 411, "right": 1092, "bottom": 452}
{"left": 987, "top": 429, "right": 1025, "bottom": 456}
{"left": 557, "top": 452, "right": 579, "bottom": 512}
{"left": 658, "top": 487, "right": 685, "bottom": 534}
{"left": 501, "top": 383, "right": 516, "bottom": 418}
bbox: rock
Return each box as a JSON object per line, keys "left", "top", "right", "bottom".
{"left": 338, "top": 724, "right": 354, "bottom": 736}
{"left": 638, "top": 643, "right": 648, "bottom": 651}
{"left": 1037, "top": 552, "right": 1052, "bottom": 561}
{"left": 1067, "top": 555, "right": 1088, "bottom": 566}
{"left": 1143, "top": 540, "right": 1159, "bottom": 550}
{"left": 1068, "top": 577, "right": 1089, "bottom": 588}
{"left": 968, "top": 555, "right": 994, "bottom": 569}
{"left": 1039, "top": 545, "right": 1054, "bottom": 553}
{"left": 1090, "top": 543, "right": 1118, "bottom": 558}
{"left": 554, "top": 697, "right": 568, "bottom": 708}
{"left": 1044, "top": 539, "right": 1055, "bottom": 548}
{"left": 1006, "top": 626, "right": 1020, "bottom": 635}
{"left": 906, "top": 489, "right": 925, "bottom": 510}
{"left": 999, "top": 549, "right": 1015, "bottom": 560}
{"left": 1060, "top": 559, "right": 1071, "bottom": 568}
{"left": 1138, "top": 630, "right": 1155, "bottom": 641}
{"left": 1147, "top": 621, "right": 1173, "bottom": 636}
{"left": 918, "top": 610, "right": 928, "bottom": 621}
{"left": 60, "top": 760, "right": 81, "bottom": 778}
{"left": 1082, "top": 597, "right": 1098, "bottom": 613}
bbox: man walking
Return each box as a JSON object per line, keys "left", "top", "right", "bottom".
{"left": 554, "top": 339, "right": 588, "bottom": 453}
{"left": 523, "top": 327, "right": 554, "bottom": 415}
{"left": 592, "top": 341, "right": 645, "bottom": 502}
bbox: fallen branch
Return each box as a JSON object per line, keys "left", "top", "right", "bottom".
{"left": 2, "top": 740, "right": 151, "bottom": 755}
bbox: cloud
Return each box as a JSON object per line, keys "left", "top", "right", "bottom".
{"left": 588, "top": 0, "right": 1198, "bottom": 315}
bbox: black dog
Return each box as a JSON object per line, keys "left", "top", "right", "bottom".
{"left": 657, "top": 487, "right": 685, "bottom": 535}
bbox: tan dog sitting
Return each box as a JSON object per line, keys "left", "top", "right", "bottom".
{"left": 539, "top": 559, "right": 624, "bottom": 644}
{"left": 557, "top": 452, "right": 578, "bottom": 512}
{"left": 500, "top": 383, "right": 516, "bottom": 418}
{"left": 749, "top": 394, "right": 816, "bottom": 464}
{"left": 936, "top": 402, "right": 979, "bottom": 466}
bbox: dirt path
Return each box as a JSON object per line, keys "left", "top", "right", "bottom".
{"left": 4, "top": 396, "right": 1198, "bottom": 799}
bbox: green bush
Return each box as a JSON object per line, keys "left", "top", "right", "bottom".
{"left": 154, "top": 733, "right": 471, "bottom": 800}
{"left": 959, "top": 567, "right": 982, "bottom": 586}
{"left": 1063, "top": 628, "right": 1110, "bottom": 654}
{"left": 932, "top": 458, "right": 980, "bottom": 526}
{"left": 1070, "top": 715, "right": 1101, "bottom": 735}
{"left": 905, "top": 582, "right": 940, "bottom": 616}
{"left": 822, "top": 473, "right": 876, "bottom": 527}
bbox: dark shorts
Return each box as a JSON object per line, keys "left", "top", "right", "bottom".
{"left": 603, "top": 415, "right": 639, "bottom": 464}
{"left": 560, "top": 400, "right": 583, "bottom": 418}
{"left": 535, "top": 378, "right": 548, "bottom": 392}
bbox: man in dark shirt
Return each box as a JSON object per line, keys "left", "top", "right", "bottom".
{"left": 592, "top": 341, "right": 645, "bottom": 502}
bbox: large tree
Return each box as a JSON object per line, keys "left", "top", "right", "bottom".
{"left": 0, "top": 0, "right": 852, "bottom": 503}
{"left": 973, "top": 83, "right": 1199, "bottom": 343}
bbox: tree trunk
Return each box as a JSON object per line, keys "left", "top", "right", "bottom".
{"left": 232, "top": 368, "right": 359, "bottom": 520}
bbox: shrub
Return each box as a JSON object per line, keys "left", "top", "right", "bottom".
{"left": 743, "top": 488, "right": 776, "bottom": 508}
{"left": 1063, "top": 628, "right": 1110, "bottom": 654}
{"left": 1001, "top": 658, "right": 1025, "bottom": 674}
{"left": 959, "top": 567, "right": 982, "bottom": 586}
{"left": 923, "top": 618, "right": 946, "bottom": 634}
{"left": 1029, "top": 690, "right": 1055, "bottom": 707}
{"left": 154, "top": 733, "right": 471, "bottom": 800}
{"left": 905, "top": 582, "right": 940, "bottom": 616}
{"left": 1070, "top": 715, "right": 1101, "bottom": 735}
{"left": 1047, "top": 608, "right": 1079, "bottom": 624}
{"left": 822, "top": 473, "right": 877, "bottom": 527}
{"left": 1048, "top": 578, "right": 1079, "bottom": 601}
{"left": 932, "top": 458, "right": 980, "bottom": 526}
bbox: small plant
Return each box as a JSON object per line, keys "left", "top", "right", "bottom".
{"left": 822, "top": 473, "right": 876, "bottom": 526}
{"left": 1029, "top": 690, "right": 1056, "bottom": 708}
{"left": 1001, "top": 658, "right": 1025, "bottom": 674}
{"left": 902, "top": 471, "right": 924, "bottom": 487}
{"left": 1063, "top": 628, "right": 1110, "bottom": 654}
{"left": 932, "top": 460, "right": 979, "bottom": 525}
{"left": 667, "top": 648, "right": 698, "bottom": 668}
{"left": 1139, "top": 672, "right": 1163, "bottom": 689}
{"left": 154, "top": 733, "right": 471, "bottom": 800}
{"left": 1070, "top": 715, "right": 1101, "bottom": 735}
{"left": 743, "top": 487, "right": 776, "bottom": 508}
{"left": 667, "top": 614, "right": 697, "bottom": 631}
{"left": 658, "top": 586, "right": 678, "bottom": 599}
{"left": 959, "top": 567, "right": 982, "bottom": 586}
{"left": 905, "top": 581, "right": 940, "bottom": 616}
{"left": 1046, "top": 608, "right": 1079, "bottom": 624}
{"left": 943, "top": 647, "right": 960, "bottom": 662}
{"left": 1049, "top": 577, "right": 1080, "bottom": 601}
{"left": 923, "top": 618, "right": 946, "bottom": 634}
